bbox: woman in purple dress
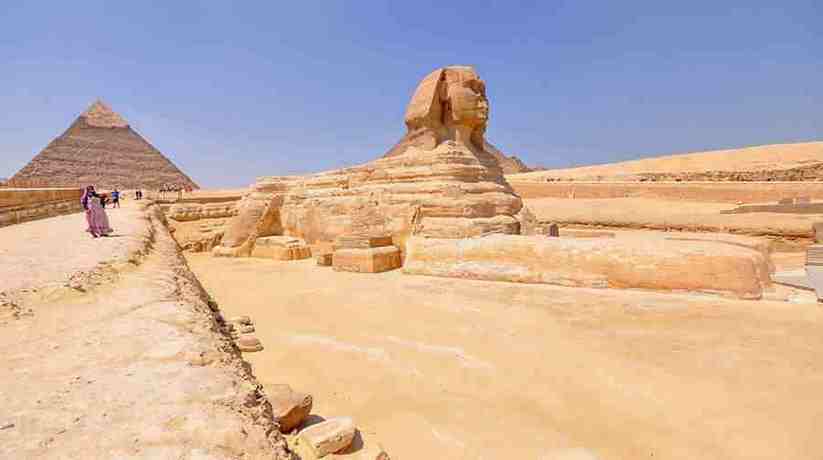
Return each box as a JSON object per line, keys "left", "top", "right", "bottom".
{"left": 80, "top": 185, "right": 113, "bottom": 237}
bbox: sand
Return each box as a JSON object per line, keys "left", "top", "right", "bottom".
{"left": 512, "top": 141, "right": 823, "bottom": 181}
{"left": 0, "top": 206, "right": 146, "bottom": 296}
{"left": 187, "top": 253, "right": 823, "bottom": 459}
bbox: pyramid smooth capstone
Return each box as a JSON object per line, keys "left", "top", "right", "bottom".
{"left": 334, "top": 235, "right": 393, "bottom": 250}
{"left": 291, "top": 416, "right": 356, "bottom": 458}
{"left": 316, "top": 253, "right": 333, "bottom": 266}
{"left": 251, "top": 236, "right": 312, "bottom": 260}
{"left": 333, "top": 246, "right": 402, "bottom": 273}
{"left": 236, "top": 335, "right": 263, "bottom": 352}
{"left": 264, "top": 384, "right": 313, "bottom": 433}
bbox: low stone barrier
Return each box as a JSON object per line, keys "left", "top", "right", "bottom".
{"left": 0, "top": 188, "right": 82, "bottom": 228}
{"left": 403, "top": 234, "right": 771, "bottom": 299}
{"left": 510, "top": 181, "right": 823, "bottom": 204}
{"left": 167, "top": 202, "right": 238, "bottom": 221}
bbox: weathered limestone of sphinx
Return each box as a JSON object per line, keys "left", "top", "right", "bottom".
{"left": 213, "top": 66, "right": 524, "bottom": 257}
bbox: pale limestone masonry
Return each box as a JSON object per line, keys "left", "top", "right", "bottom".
{"left": 10, "top": 100, "right": 197, "bottom": 190}
{"left": 251, "top": 236, "right": 312, "bottom": 260}
{"left": 0, "top": 188, "right": 82, "bottom": 228}
{"left": 403, "top": 234, "right": 772, "bottom": 299}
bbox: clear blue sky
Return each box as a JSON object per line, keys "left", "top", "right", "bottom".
{"left": 1, "top": 1, "right": 821, "bottom": 187}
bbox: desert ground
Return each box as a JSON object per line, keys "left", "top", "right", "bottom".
{"left": 0, "top": 202, "right": 292, "bottom": 459}
{"left": 187, "top": 248, "right": 820, "bottom": 460}
{"left": 3, "top": 67, "right": 822, "bottom": 459}
{"left": 513, "top": 141, "right": 823, "bottom": 181}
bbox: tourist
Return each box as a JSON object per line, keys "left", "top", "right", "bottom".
{"left": 111, "top": 188, "right": 120, "bottom": 208}
{"left": 86, "top": 189, "right": 113, "bottom": 237}
{"left": 80, "top": 185, "right": 96, "bottom": 236}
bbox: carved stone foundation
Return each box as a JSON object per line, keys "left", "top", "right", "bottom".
{"left": 251, "top": 236, "right": 312, "bottom": 261}
{"left": 333, "top": 246, "right": 402, "bottom": 273}
{"left": 316, "top": 253, "right": 333, "bottom": 266}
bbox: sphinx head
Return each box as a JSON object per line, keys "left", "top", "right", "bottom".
{"left": 387, "top": 66, "right": 490, "bottom": 156}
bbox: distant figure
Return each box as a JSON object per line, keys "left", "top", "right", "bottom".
{"left": 135, "top": 189, "right": 143, "bottom": 200}
{"left": 177, "top": 185, "right": 183, "bottom": 201}
{"left": 111, "top": 188, "right": 120, "bottom": 208}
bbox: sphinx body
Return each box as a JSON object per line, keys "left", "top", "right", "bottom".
{"left": 214, "top": 66, "right": 525, "bottom": 257}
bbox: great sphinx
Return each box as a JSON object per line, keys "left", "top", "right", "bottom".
{"left": 213, "top": 66, "right": 526, "bottom": 257}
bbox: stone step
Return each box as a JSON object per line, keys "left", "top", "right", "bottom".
{"left": 807, "top": 245, "right": 823, "bottom": 266}
{"left": 334, "top": 235, "right": 394, "bottom": 249}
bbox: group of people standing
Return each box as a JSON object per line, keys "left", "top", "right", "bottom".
{"left": 81, "top": 185, "right": 114, "bottom": 238}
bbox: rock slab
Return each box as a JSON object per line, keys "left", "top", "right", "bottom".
{"left": 403, "top": 234, "right": 771, "bottom": 299}
{"left": 251, "top": 236, "right": 312, "bottom": 261}
{"left": 333, "top": 246, "right": 402, "bottom": 273}
{"left": 291, "top": 417, "right": 356, "bottom": 459}
{"left": 264, "top": 384, "right": 313, "bottom": 433}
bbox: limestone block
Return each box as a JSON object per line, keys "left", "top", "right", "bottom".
{"left": 330, "top": 445, "right": 391, "bottom": 459}
{"left": 251, "top": 236, "right": 312, "bottom": 260}
{"left": 403, "top": 234, "right": 771, "bottom": 299}
{"left": 333, "top": 246, "right": 402, "bottom": 273}
{"left": 516, "top": 205, "right": 539, "bottom": 235}
{"left": 334, "top": 235, "right": 393, "bottom": 249}
{"left": 814, "top": 222, "right": 823, "bottom": 243}
{"left": 264, "top": 384, "right": 313, "bottom": 433}
{"left": 291, "top": 417, "right": 356, "bottom": 459}
{"left": 236, "top": 335, "right": 263, "bottom": 352}
{"left": 167, "top": 203, "right": 203, "bottom": 221}
{"left": 316, "top": 253, "right": 333, "bottom": 266}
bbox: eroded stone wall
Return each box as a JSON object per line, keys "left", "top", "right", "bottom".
{"left": 0, "top": 188, "right": 82, "bottom": 228}
{"left": 510, "top": 181, "right": 823, "bottom": 204}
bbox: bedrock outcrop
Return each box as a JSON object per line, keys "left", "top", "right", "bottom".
{"left": 403, "top": 234, "right": 771, "bottom": 299}
{"left": 213, "top": 66, "right": 524, "bottom": 257}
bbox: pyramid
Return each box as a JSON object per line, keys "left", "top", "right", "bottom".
{"left": 9, "top": 100, "right": 198, "bottom": 190}
{"left": 482, "top": 141, "right": 532, "bottom": 174}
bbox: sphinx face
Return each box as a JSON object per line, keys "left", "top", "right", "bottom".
{"left": 444, "top": 69, "right": 489, "bottom": 128}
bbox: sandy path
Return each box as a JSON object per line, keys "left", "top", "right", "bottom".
{"left": 187, "top": 254, "right": 823, "bottom": 459}
{"left": 0, "top": 206, "right": 291, "bottom": 459}
{"left": 0, "top": 205, "right": 146, "bottom": 295}
{"left": 510, "top": 141, "right": 823, "bottom": 181}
